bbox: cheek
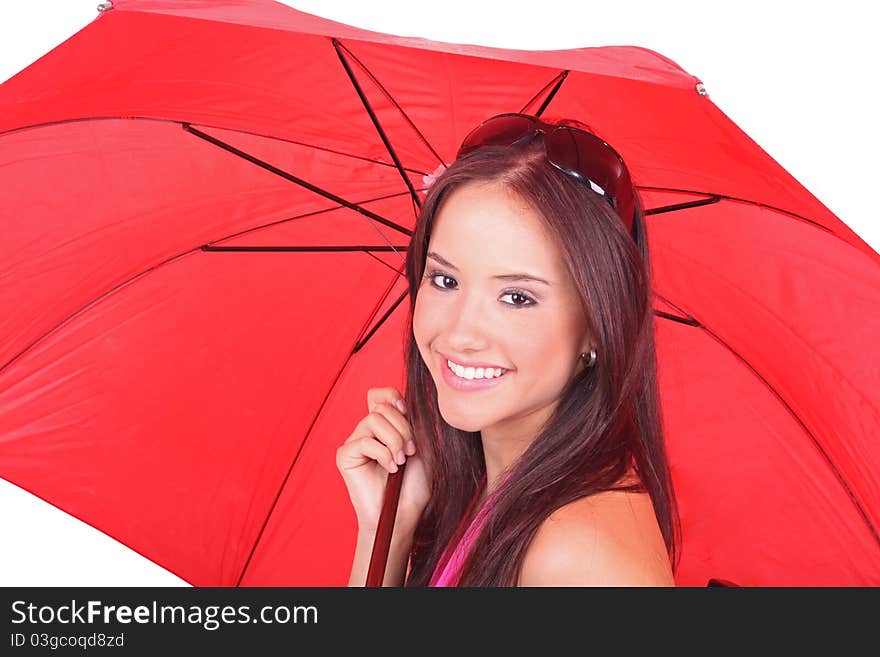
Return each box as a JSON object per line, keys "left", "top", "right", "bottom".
{"left": 516, "top": 313, "right": 581, "bottom": 371}
{"left": 412, "top": 292, "right": 438, "bottom": 354}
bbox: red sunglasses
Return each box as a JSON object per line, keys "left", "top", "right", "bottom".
{"left": 456, "top": 113, "right": 636, "bottom": 235}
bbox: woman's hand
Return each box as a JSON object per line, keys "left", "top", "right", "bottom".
{"left": 336, "top": 387, "right": 432, "bottom": 539}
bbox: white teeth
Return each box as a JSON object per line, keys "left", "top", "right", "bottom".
{"left": 446, "top": 359, "right": 507, "bottom": 380}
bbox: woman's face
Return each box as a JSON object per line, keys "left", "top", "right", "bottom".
{"left": 413, "top": 181, "right": 593, "bottom": 437}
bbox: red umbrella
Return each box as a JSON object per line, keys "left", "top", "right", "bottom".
{"left": 0, "top": 0, "right": 877, "bottom": 586}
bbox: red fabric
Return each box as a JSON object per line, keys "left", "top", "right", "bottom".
{"left": 0, "top": 0, "right": 877, "bottom": 586}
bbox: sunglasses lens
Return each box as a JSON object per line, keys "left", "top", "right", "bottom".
{"left": 458, "top": 115, "right": 537, "bottom": 158}
{"left": 457, "top": 115, "right": 637, "bottom": 232}
{"left": 545, "top": 129, "right": 613, "bottom": 195}
{"left": 545, "top": 128, "right": 635, "bottom": 226}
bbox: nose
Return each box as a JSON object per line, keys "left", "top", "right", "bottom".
{"left": 444, "top": 289, "right": 491, "bottom": 353}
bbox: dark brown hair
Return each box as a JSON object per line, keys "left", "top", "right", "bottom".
{"left": 402, "top": 118, "right": 680, "bottom": 586}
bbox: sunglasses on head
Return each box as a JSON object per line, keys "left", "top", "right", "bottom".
{"left": 456, "top": 113, "right": 636, "bottom": 235}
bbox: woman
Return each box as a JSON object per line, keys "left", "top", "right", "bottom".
{"left": 337, "top": 113, "right": 681, "bottom": 586}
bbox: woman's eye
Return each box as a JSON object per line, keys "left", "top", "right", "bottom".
{"left": 500, "top": 291, "right": 536, "bottom": 307}
{"left": 427, "top": 273, "right": 457, "bottom": 290}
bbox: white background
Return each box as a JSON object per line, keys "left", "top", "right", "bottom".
{"left": 0, "top": 0, "right": 877, "bottom": 585}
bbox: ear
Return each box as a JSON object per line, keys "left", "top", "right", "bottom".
{"left": 577, "top": 320, "right": 596, "bottom": 353}
{"left": 576, "top": 338, "right": 594, "bottom": 372}
{"left": 578, "top": 334, "right": 593, "bottom": 356}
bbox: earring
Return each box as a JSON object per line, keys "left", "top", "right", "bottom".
{"left": 580, "top": 348, "right": 597, "bottom": 368}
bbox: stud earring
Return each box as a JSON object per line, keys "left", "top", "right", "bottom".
{"left": 579, "top": 348, "right": 597, "bottom": 368}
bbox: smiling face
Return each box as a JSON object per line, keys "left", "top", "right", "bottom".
{"left": 413, "top": 181, "right": 594, "bottom": 439}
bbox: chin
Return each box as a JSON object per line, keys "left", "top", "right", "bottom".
{"left": 437, "top": 399, "right": 488, "bottom": 434}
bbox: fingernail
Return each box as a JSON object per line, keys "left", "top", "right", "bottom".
{"left": 396, "top": 450, "right": 406, "bottom": 465}
{"left": 389, "top": 461, "right": 398, "bottom": 473}
{"left": 405, "top": 440, "right": 416, "bottom": 455}
{"left": 395, "top": 399, "right": 407, "bottom": 414}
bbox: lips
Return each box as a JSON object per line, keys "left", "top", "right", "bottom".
{"left": 439, "top": 354, "right": 511, "bottom": 392}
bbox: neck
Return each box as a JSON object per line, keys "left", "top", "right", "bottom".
{"left": 479, "top": 401, "right": 558, "bottom": 500}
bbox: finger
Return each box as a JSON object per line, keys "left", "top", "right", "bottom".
{"left": 371, "top": 401, "right": 416, "bottom": 456}
{"left": 363, "top": 411, "right": 409, "bottom": 465}
{"left": 337, "top": 435, "right": 400, "bottom": 474}
{"left": 342, "top": 414, "right": 405, "bottom": 468}
{"left": 370, "top": 400, "right": 414, "bottom": 445}
{"left": 358, "top": 435, "right": 400, "bottom": 473}
{"left": 367, "top": 387, "right": 407, "bottom": 416}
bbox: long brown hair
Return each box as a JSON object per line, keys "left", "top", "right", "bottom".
{"left": 402, "top": 118, "right": 681, "bottom": 586}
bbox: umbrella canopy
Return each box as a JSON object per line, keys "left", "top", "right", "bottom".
{"left": 0, "top": 0, "right": 878, "bottom": 586}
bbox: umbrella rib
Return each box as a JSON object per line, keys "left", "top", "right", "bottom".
{"left": 332, "top": 39, "right": 446, "bottom": 167}
{"left": 638, "top": 185, "right": 836, "bottom": 234}
{"left": 234, "top": 268, "right": 405, "bottom": 586}
{"left": 654, "top": 309, "right": 700, "bottom": 326}
{"left": 359, "top": 248, "right": 409, "bottom": 276}
{"left": 198, "top": 186, "right": 422, "bottom": 249}
{"left": 653, "top": 290, "right": 880, "bottom": 552}
{"left": 520, "top": 70, "right": 570, "bottom": 118}
{"left": 182, "top": 123, "right": 413, "bottom": 237}
{"left": 214, "top": 188, "right": 420, "bottom": 241}
{"left": 0, "top": 116, "right": 430, "bottom": 175}
{"left": 645, "top": 196, "right": 721, "bottom": 215}
{"left": 332, "top": 39, "right": 424, "bottom": 212}
{"left": 353, "top": 287, "right": 410, "bottom": 353}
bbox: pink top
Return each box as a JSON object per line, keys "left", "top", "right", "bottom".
{"left": 429, "top": 474, "right": 493, "bottom": 587}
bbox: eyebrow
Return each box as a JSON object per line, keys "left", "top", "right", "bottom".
{"left": 426, "top": 251, "right": 552, "bottom": 286}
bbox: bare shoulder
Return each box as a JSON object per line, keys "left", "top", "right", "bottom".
{"left": 518, "top": 474, "right": 674, "bottom": 587}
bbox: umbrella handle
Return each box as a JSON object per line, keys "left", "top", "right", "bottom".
{"left": 365, "top": 462, "right": 406, "bottom": 587}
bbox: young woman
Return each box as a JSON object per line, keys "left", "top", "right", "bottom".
{"left": 337, "top": 113, "right": 681, "bottom": 586}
